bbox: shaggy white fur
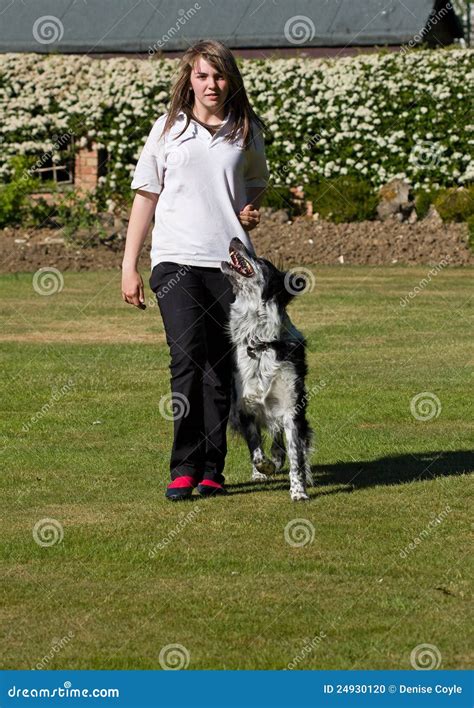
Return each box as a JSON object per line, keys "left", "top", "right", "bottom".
{"left": 221, "top": 237, "right": 315, "bottom": 501}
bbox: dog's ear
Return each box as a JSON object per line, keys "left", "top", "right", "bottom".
{"left": 261, "top": 262, "right": 309, "bottom": 306}
{"left": 260, "top": 261, "right": 282, "bottom": 304}
{"left": 262, "top": 276, "right": 283, "bottom": 304}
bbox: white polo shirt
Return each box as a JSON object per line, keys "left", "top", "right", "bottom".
{"left": 131, "top": 109, "right": 270, "bottom": 269}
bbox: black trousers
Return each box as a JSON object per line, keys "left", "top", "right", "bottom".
{"left": 150, "top": 261, "right": 236, "bottom": 484}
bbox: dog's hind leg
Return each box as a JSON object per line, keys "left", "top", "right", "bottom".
{"left": 270, "top": 430, "right": 286, "bottom": 471}
{"left": 304, "top": 425, "right": 316, "bottom": 486}
{"left": 238, "top": 410, "right": 276, "bottom": 481}
{"left": 284, "top": 418, "right": 309, "bottom": 501}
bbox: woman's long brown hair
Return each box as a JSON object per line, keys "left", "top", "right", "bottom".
{"left": 160, "top": 39, "right": 266, "bottom": 150}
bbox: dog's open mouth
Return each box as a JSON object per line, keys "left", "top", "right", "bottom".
{"left": 228, "top": 248, "right": 254, "bottom": 278}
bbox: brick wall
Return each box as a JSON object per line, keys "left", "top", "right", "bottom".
{"left": 74, "top": 143, "right": 99, "bottom": 193}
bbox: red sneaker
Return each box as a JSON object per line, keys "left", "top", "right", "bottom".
{"left": 165, "top": 475, "right": 198, "bottom": 501}
{"left": 196, "top": 479, "right": 228, "bottom": 497}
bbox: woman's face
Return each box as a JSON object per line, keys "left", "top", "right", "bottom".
{"left": 189, "top": 56, "right": 229, "bottom": 114}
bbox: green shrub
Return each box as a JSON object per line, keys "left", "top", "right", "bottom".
{"left": 52, "top": 192, "right": 107, "bottom": 246}
{"left": 260, "top": 186, "right": 297, "bottom": 215}
{"left": 25, "top": 187, "right": 108, "bottom": 246}
{"left": 415, "top": 188, "right": 439, "bottom": 219}
{"left": 304, "top": 177, "right": 378, "bottom": 223}
{"left": 0, "top": 156, "right": 41, "bottom": 228}
{"left": 434, "top": 187, "right": 474, "bottom": 222}
{"left": 0, "top": 155, "right": 108, "bottom": 242}
{"left": 2, "top": 49, "right": 473, "bottom": 207}
{"left": 25, "top": 193, "right": 59, "bottom": 229}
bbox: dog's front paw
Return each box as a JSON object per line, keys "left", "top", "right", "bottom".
{"left": 255, "top": 459, "right": 276, "bottom": 476}
{"left": 252, "top": 468, "right": 269, "bottom": 482}
{"left": 290, "top": 490, "right": 309, "bottom": 502}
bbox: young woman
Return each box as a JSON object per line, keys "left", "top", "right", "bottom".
{"left": 121, "top": 39, "right": 269, "bottom": 500}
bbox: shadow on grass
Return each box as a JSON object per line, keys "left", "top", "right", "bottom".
{"left": 226, "top": 450, "right": 474, "bottom": 497}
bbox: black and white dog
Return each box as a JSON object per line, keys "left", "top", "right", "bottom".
{"left": 221, "top": 237, "right": 315, "bottom": 501}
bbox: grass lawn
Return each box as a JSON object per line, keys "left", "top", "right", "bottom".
{"left": 1, "top": 264, "right": 472, "bottom": 671}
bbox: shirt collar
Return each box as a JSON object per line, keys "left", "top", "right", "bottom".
{"left": 176, "top": 108, "right": 234, "bottom": 139}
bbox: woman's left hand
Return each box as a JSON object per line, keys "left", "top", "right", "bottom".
{"left": 238, "top": 203, "right": 260, "bottom": 231}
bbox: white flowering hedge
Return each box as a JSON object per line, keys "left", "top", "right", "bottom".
{"left": 0, "top": 48, "right": 473, "bottom": 207}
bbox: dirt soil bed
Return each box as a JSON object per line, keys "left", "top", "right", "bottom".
{"left": 0, "top": 213, "right": 471, "bottom": 273}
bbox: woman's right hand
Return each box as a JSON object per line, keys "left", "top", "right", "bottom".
{"left": 121, "top": 266, "right": 146, "bottom": 309}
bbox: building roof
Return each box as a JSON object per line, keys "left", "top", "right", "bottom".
{"left": 0, "top": 0, "right": 462, "bottom": 54}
